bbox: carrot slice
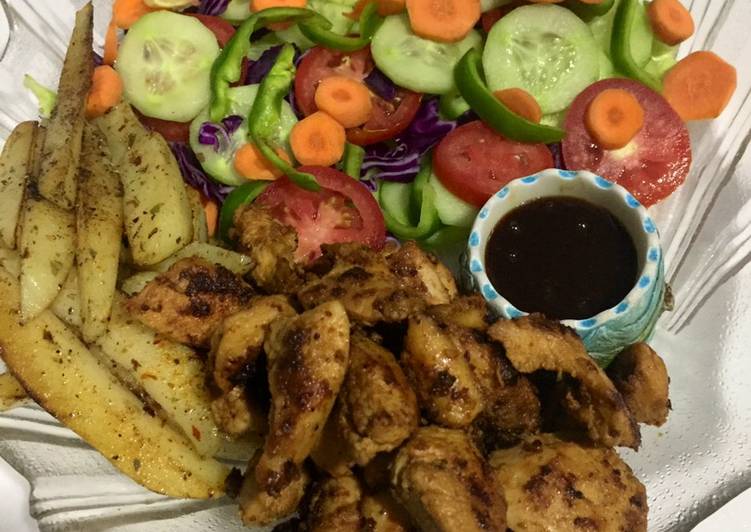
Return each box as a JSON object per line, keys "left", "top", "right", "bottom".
{"left": 290, "top": 111, "right": 346, "bottom": 167}
{"left": 314, "top": 76, "right": 374, "bottom": 128}
{"left": 103, "top": 21, "right": 119, "bottom": 65}
{"left": 663, "top": 51, "right": 737, "bottom": 121}
{"left": 348, "top": 0, "right": 406, "bottom": 19}
{"left": 112, "top": 0, "right": 156, "bottom": 29}
{"left": 234, "top": 144, "right": 289, "bottom": 181}
{"left": 201, "top": 197, "right": 219, "bottom": 238}
{"left": 493, "top": 88, "right": 543, "bottom": 124}
{"left": 584, "top": 88, "right": 645, "bottom": 150}
{"left": 647, "top": 0, "right": 694, "bottom": 46}
{"left": 86, "top": 66, "right": 124, "bottom": 119}
{"left": 406, "top": 0, "right": 481, "bottom": 43}
{"left": 251, "top": 0, "right": 307, "bottom": 10}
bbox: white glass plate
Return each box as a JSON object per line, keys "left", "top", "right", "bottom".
{"left": 0, "top": 1, "right": 750, "bottom": 530}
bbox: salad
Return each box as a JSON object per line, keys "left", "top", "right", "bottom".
{"left": 64, "top": 0, "right": 734, "bottom": 262}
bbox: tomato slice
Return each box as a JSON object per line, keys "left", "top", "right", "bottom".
{"left": 562, "top": 78, "right": 691, "bottom": 207}
{"left": 294, "top": 46, "right": 422, "bottom": 146}
{"left": 433, "top": 120, "right": 555, "bottom": 208}
{"left": 257, "top": 166, "right": 386, "bottom": 262}
{"left": 186, "top": 14, "right": 236, "bottom": 47}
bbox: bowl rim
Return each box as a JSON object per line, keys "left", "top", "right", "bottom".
{"left": 467, "top": 168, "right": 663, "bottom": 331}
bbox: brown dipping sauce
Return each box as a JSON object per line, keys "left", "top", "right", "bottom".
{"left": 485, "top": 196, "right": 637, "bottom": 320}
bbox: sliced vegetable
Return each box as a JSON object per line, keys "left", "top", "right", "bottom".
{"left": 112, "top": 0, "right": 156, "bottom": 29}
{"left": 379, "top": 181, "right": 414, "bottom": 225}
{"left": 342, "top": 142, "right": 366, "bottom": 178}
{"left": 23, "top": 75, "right": 57, "bottom": 118}
{"left": 563, "top": 78, "right": 691, "bottom": 207}
{"left": 439, "top": 90, "right": 470, "bottom": 121}
{"left": 433, "top": 120, "right": 555, "bottom": 207}
{"left": 257, "top": 166, "right": 386, "bottom": 261}
{"left": 103, "top": 22, "right": 118, "bottom": 65}
{"left": 371, "top": 14, "right": 482, "bottom": 94}
{"left": 295, "top": 46, "right": 422, "bottom": 145}
{"left": 563, "top": 0, "right": 615, "bottom": 19}
{"left": 299, "top": 1, "right": 383, "bottom": 51}
{"left": 381, "top": 160, "right": 441, "bottom": 240}
{"left": 584, "top": 88, "right": 644, "bottom": 150}
{"left": 85, "top": 66, "right": 123, "bottom": 119}
{"left": 314, "top": 76, "right": 373, "bottom": 128}
{"left": 429, "top": 172, "right": 478, "bottom": 227}
{"left": 647, "top": 0, "right": 693, "bottom": 46}
{"left": 187, "top": 13, "right": 238, "bottom": 47}
{"left": 234, "top": 143, "right": 289, "bottom": 180}
{"left": 480, "top": 0, "right": 514, "bottom": 11}
{"left": 611, "top": 0, "right": 661, "bottom": 91}
{"left": 290, "top": 111, "right": 347, "bottom": 166}
{"left": 455, "top": 49, "right": 565, "bottom": 143}
{"left": 218, "top": 181, "right": 270, "bottom": 241}
{"left": 589, "top": 0, "right": 652, "bottom": 68}
{"left": 493, "top": 88, "right": 542, "bottom": 124}
{"left": 118, "top": 11, "right": 221, "bottom": 122}
{"left": 483, "top": 4, "right": 600, "bottom": 114}
{"left": 662, "top": 51, "right": 737, "bottom": 121}
{"left": 405, "top": 0, "right": 481, "bottom": 43}
{"left": 480, "top": 1, "right": 523, "bottom": 33}
{"left": 202, "top": 197, "right": 219, "bottom": 238}
{"left": 252, "top": 0, "right": 308, "bottom": 9}
{"left": 348, "top": 0, "right": 405, "bottom": 18}
{"left": 220, "top": 0, "right": 252, "bottom": 22}
{"left": 190, "top": 84, "right": 298, "bottom": 185}
{"left": 249, "top": 44, "right": 321, "bottom": 190}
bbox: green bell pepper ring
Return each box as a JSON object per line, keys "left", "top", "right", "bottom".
{"left": 248, "top": 44, "right": 320, "bottom": 191}
{"left": 218, "top": 181, "right": 270, "bottom": 242}
{"left": 563, "top": 0, "right": 615, "bottom": 20}
{"left": 210, "top": 7, "right": 322, "bottom": 122}
{"left": 298, "top": 2, "right": 383, "bottom": 52}
{"left": 454, "top": 49, "right": 566, "bottom": 144}
{"left": 439, "top": 89, "right": 470, "bottom": 121}
{"left": 342, "top": 142, "right": 365, "bottom": 179}
{"left": 381, "top": 158, "right": 442, "bottom": 241}
{"left": 611, "top": 0, "right": 662, "bottom": 92}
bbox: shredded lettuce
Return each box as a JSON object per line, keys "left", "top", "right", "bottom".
{"left": 23, "top": 75, "right": 57, "bottom": 119}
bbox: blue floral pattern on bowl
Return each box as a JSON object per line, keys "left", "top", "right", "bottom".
{"left": 464, "top": 168, "right": 665, "bottom": 367}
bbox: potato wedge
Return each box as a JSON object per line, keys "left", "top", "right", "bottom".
{"left": 154, "top": 242, "right": 252, "bottom": 275}
{"left": 0, "top": 269, "right": 227, "bottom": 498}
{"left": 50, "top": 267, "right": 81, "bottom": 329}
{"left": 96, "top": 296, "right": 221, "bottom": 457}
{"left": 186, "top": 186, "right": 210, "bottom": 244}
{"left": 37, "top": 4, "right": 93, "bottom": 209}
{"left": 18, "top": 189, "right": 76, "bottom": 321}
{"left": 76, "top": 125, "right": 124, "bottom": 342}
{"left": 92, "top": 102, "right": 144, "bottom": 166}
{"left": 0, "top": 372, "right": 28, "bottom": 411}
{"left": 0, "top": 121, "right": 37, "bottom": 249}
{"left": 121, "top": 131, "right": 193, "bottom": 265}
{"left": 120, "top": 271, "right": 160, "bottom": 296}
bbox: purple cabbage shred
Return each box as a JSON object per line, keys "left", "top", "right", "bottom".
{"left": 364, "top": 68, "right": 398, "bottom": 102}
{"left": 222, "top": 115, "right": 244, "bottom": 135}
{"left": 196, "top": 0, "right": 229, "bottom": 16}
{"left": 171, "top": 143, "right": 234, "bottom": 204}
{"left": 548, "top": 142, "right": 566, "bottom": 170}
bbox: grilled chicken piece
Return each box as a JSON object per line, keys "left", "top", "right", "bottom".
{"left": 401, "top": 314, "right": 484, "bottom": 428}
{"left": 126, "top": 257, "right": 254, "bottom": 347}
{"left": 239, "top": 449, "right": 310, "bottom": 526}
{"left": 391, "top": 427, "right": 507, "bottom": 532}
{"left": 427, "top": 295, "right": 489, "bottom": 331}
{"left": 490, "top": 434, "right": 647, "bottom": 532}
{"left": 233, "top": 204, "right": 305, "bottom": 294}
{"left": 306, "top": 474, "right": 364, "bottom": 532}
{"left": 298, "top": 244, "right": 426, "bottom": 325}
{"left": 210, "top": 295, "right": 297, "bottom": 392}
{"left": 312, "top": 334, "right": 418, "bottom": 475}
{"left": 488, "top": 315, "right": 640, "bottom": 449}
{"left": 607, "top": 343, "right": 670, "bottom": 426}
{"left": 256, "top": 301, "right": 350, "bottom": 501}
{"left": 361, "top": 491, "right": 414, "bottom": 532}
{"left": 211, "top": 385, "right": 266, "bottom": 437}
{"left": 387, "top": 241, "right": 457, "bottom": 306}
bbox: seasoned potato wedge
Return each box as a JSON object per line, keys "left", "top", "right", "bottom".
{"left": 121, "top": 131, "right": 193, "bottom": 265}
{"left": 50, "top": 267, "right": 81, "bottom": 329}
{"left": 0, "top": 372, "right": 28, "bottom": 411}
{"left": 154, "top": 242, "right": 253, "bottom": 275}
{"left": 93, "top": 102, "right": 144, "bottom": 166}
{"left": 120, "top": 271, "right": 160, "bottom": 296}
{"left": 0, "top": 121, "right": 37, "bottom": 249}
{"left": 96, "top": 297, "right": 221, "bottom": 457}
{"left": 18, "top": 191, "right": 76, "bottom": 321}
{"left": 76, "top": 125, "right": 124, "bottom": 342}
{"left": 37, "top": 4, "right": 93, "bottom": 209}
{"left": 186, "top": 186, "right": 210, "bottom": 244}
{"left": 0, "top": 269, "right": 227, "bottom": 498}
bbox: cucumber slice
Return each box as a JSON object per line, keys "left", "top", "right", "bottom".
{"left": 379, "top": 181, "right": 414, "bottom": 226}
{"left": 117, "top": 12, "right": 220, "bottom": 122}
{"left": 644, "top": 40, "right": 678, "bottom": 79}
{"left": 439, "top": 90, "right": 471, "bottom": 120}
{"left": 540, "top": 111, "right": 566, "bottom": 129}
{"left": 588, "top": 0, "right": 652, "bottom": 67}
{"left": 372, "top": 15, "right": 482, "bottom": 95}
{"left": 481, "top": 0, "right": 513, "bottom": 12}
{"left": 275, "top": 0, "right": 359, "bottom": 49}
{"left": 483, "top": 5, "right": 600, "bottom": 114}
{"left": 220, "top": 0, "right": 251, "bottom": 23}
{"left": 189, "top": 85, "right": 298, "bottom": 186}
{"left": 429, "top": 173, "right": 478, "bottom": 228}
